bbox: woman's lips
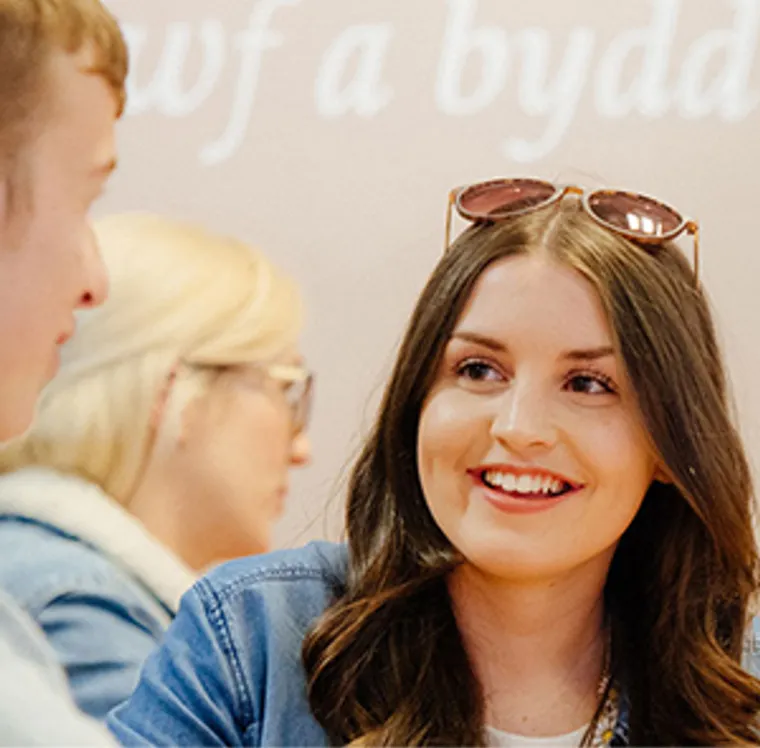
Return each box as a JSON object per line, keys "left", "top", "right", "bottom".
{"left": 467, "top": 467, "right": 583, "bottom": 515}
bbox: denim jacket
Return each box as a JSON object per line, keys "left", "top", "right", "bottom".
{"left": 0, "top": 468, "right": 196, "bottom": 720}
{"left": 103, "top": 541, "right": 715, "bottom": 746}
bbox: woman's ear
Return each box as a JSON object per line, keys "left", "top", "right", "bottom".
{"left": 653, "top": 464, "right": 673, "bottom": 484}
{"left": 154, "top": 365, "right": 216, "bottom": 451}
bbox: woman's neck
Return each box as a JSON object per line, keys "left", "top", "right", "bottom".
{"left": 448, "top": 557, "right": 610, "bottom": 737}
{"left": 127, "top": 469, "right": 191, "bottom": 563}
{"left": 128, "top": 463, "right": 266, "bottom": 573}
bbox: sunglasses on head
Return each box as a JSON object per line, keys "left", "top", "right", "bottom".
{"left": 445, "top": 178, "right": 700, "bottom": 281}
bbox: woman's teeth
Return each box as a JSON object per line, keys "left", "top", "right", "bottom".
{"left": 481, "top": 470, "right": 569, "bottom": 497}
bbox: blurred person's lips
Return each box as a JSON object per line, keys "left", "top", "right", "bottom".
{"left": 56, "top": 325, "right": 75, "bottom": 345}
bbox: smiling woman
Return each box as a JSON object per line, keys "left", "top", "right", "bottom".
{"left": 108, "top": 184, "right": 760, "bottom": 747}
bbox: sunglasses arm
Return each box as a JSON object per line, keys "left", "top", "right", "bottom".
{"left": 688, "top": 220, "right": 700, "bottom": 285}
{"left": 445, "top": 190, "right": 456, "bottom": 252}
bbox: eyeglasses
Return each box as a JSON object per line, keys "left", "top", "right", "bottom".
{"left": 195, "top": 361, "right": 313, "bottom": 434}
{"left": 261, "top": 363, "right": 313, "bottom": 434}
{"left": 445, "top": 178, "right": 700, "bottom": 281}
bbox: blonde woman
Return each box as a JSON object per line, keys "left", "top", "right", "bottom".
{"left": 0, "top": 214, "right": 312, "bottom": 720}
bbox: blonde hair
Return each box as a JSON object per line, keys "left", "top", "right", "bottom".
{"left": 0, "top": 0, "right": 128, "bottom": 163}
{"left": 0, "top": 213, "right": 303, "bottom": 503}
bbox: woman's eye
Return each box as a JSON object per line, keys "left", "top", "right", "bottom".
{"left": 457, "top": 360, "right": 503, "bottom": 383}
{"left": 565, "top": 374, "right": 616, "bottom": 395}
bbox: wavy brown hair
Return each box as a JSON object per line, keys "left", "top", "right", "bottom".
{"left": 303, "top": 203, "right": 760, "bottom": 745}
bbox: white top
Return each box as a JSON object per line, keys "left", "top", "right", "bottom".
{"left": 486, "top": 724, "right": 589, "bottom": 747}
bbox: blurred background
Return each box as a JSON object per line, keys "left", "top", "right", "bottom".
{"left": 100, "top": 0, "right": 760, "bottom": 546}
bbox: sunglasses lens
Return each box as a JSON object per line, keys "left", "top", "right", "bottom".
{"left": 588, "top": 191, "right": 683, "bottom": 239}
{"left": 458, "top": 179, "right": 557, "bottom": 219}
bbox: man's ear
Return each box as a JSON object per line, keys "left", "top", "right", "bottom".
{"left": 0, "top": 177, "right": 10, "bottom": 226}
{"left": 0, "top": 170, "right": 34, "bottom": 249}
{"left": 0, "top": 176, "right": 14, "bottom": 237}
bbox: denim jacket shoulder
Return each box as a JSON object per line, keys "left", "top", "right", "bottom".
{"left": 0, "top": 517, "right": 175, "bottom": 718}
{"left": 0, "top": 517, "right": 173, "bottom": 629}
{"left": 109, "top": 541, "right": 347, "bottom": 746}
{"left": 0, "top": 468, "right": 197, "bottom": 718}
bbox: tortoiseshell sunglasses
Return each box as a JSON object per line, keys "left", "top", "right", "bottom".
{"left": 445, "top": 178, "right": 700, "bottom": 280}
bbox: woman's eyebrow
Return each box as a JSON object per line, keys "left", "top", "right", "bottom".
{"left": 562, "top": 346, "right": 615, "bottom": 361}
{"left": 450, "top": 331, "right": 507, "bottom": 353}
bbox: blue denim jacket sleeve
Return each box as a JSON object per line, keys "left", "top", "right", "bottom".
{"left": 108, "top": 542, "right": 344, "bottom": 747}
{"left": 109, "top": 577, "right": 256, "bottom": 745}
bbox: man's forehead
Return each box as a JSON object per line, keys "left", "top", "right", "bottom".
{"left": 40, "top": 58, "right": 119, "bottom": 174}
{"left": 46, "top": 49, "right": 120, "bottom": 122}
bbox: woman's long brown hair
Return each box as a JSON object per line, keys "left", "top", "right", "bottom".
{"left": 303, "top": 204, "right": 760, "bottom": 745}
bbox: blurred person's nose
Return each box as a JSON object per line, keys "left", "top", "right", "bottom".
{"left": 291, "top": 432, "right": 312, "bottom": 466}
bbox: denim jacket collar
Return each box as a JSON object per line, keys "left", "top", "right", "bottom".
{"left": 0, "top": 467, "right": 196, "bottom": 611}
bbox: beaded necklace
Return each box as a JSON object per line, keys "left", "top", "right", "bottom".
{"left": 581, "top": 623, "right": 619, "bottom": 747}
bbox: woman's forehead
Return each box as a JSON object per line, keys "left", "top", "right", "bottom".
{"left": 452, "top": 255, "right": 613, "bottom": 353}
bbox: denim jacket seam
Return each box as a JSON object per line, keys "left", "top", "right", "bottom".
{"left": 0, "top": 536, "right": 139, "bottom": 595}
{"left": 196, "top": 577, "right": 256, "bottom": 733}
{"left": 209, "top": 565, "right": 340, "bottom": 604}
{"left": 7, "top": 571, "right": 139, "bottom": 620}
